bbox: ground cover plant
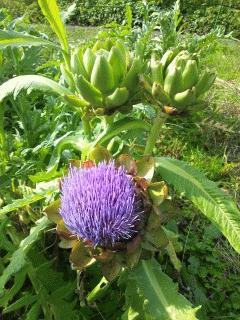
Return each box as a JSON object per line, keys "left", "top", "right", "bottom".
{"left": 0, "top": 0, "right": 240, "bottom": 319}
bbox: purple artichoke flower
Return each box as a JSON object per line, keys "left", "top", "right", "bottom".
{"left": 60, "top": 161, "right": 140, "bottom": 247}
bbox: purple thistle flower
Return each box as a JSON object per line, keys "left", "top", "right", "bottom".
{"left": 60, "top": 161, "right": 140, "bottom": 247}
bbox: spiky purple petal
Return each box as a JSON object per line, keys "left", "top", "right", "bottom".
{"left": 60, "top": 161, "right": 140, "bottom": 247}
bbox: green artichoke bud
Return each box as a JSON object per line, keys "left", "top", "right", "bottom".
{"left": 152, "top": 82, "right": 171, "bottom": 105}
{"left": 164, "top": 65, "right": 183, "bottom": 96}
{"left": 70, "top": 48, "right": 88, "bottom": 79}
{"left": 105, "top": 87, "right": 129, "bottom": 109}
{"left": 108, "top": 46, "right": 126, "bottom": 84}
{"left": 92, "top": 38, "right": 115, "bottom": 52}
{"left": 151, "top": 56, "right": 164, "bottom": 85}
{"left": 142, "top": 49, "right": 216, "bottom": 114}
{"left": 182, "top": 60, "right": 199, "bottom": 90}
{"left": 70, "top": 39, "right": 142, "bottom": 112}
{"left": 78, "top": 75, "right": 103, "bottom": 107}
{"left": 195, "top": 71, "right": 216, "bottom": 96}
{"left": 83, "top": 48, "right": 95, "bottom": 76}
{"left": 91, "top": 55, "right": 115, "bottom": 93}
{"left": 173, "top": 87, "right": 197, "bottom": 109}
{"left": 122, "top": 57, "right": 141, "bottom": 92}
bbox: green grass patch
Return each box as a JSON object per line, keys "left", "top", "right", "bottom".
{"left": 34, "top": 24, "right": 100, "bottom": 44}
{"left": 204, "top": 39, "right": 240, "bottom": 84}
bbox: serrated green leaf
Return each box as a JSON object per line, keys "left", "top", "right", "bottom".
{"left": 0, "top": 270, "right": 26, "bottom": 307}
{"left": 134, "top": 259, "right": 199, "bottom": 320}
{"left": 0, "top": 30, "right": 60, "bottom": 50}
{"left": 0, "top": 75, "right": 71, "bottom": 103}
{"left": 1, "top": 250, "right": 26, "bottom": 283}
{"left": 38, "top": 0, "right": 69, "bottom": 52}
{"left": 123, "top": 274, "right": 145, "bottom": 320}
{"left": 25, "top": 302, "right": 41, "bottom": 320}
{"left": 51, "top": 282, "right": 75, "bottom": 300}
{"left": 3, "top": 294, "right": 37, "bottom": 314}
{"left": 0, "top": 217, "right": 51, "bottom": 296}
{"left": 0, "top": 194, "right": 44, "bottom": 216}
{"left": 29, "top": 166, "right": 61, "bottom": 183}
{"left": 145, "top": 228, "right": 169, "bottom": 249}
{"left": 27, "top": 254, "right": 78, "bottom": 320}
{"left": 0, "top": 188, "right": 55, "bottom": 216}
{"left": 155, "top": 157, "right": 240, "bottom": 254}
{"left": 46, "top": 133, "right": 87, "bottom": 173}
{"left": 0, "top": 218, "right": 16, "bottom": 252}
{"left": 49, "top": 299, "right": 78, "bottom": 320}
{"left": 166, "top": 241, "right": 182, "bottom": 271}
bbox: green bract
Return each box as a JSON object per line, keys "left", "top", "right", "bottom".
{"left": 142, "top": 49, "right": 216, "bottom": 114}
{"left": 70, "top": 39, "right": 142, "bottom": 111}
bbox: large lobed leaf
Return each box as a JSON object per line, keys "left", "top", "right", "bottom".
{"left": 0, "top": 30, "right": 60, "bottom": 50}
{"left": 0, "top": 217, "right": 51, "bottom": 296}
{"left": 0, "top": 218, "right": 78, "bottom": 318}
{"left": 155, "top": 157, "right": 240, "bottom": 254}
{"left": 124, "top": 259, "right": 199, "bottom": 320}
{"left": 0, "top": 194, "right": 45, "bottom": 216}
{"left": 0, "top": 181, "right": 58, "bottom": 216}
{"left": 38, "top": 0, "right": 69, "bottom": 53}
{"left": 0, "top": 75, "right": 71, "bottom": 103}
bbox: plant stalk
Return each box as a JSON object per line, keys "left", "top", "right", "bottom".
{"left": 144, "top": 109, "right": 167, "bottom": 155}
{"left": 82, "top": 115, "right": 91, "bottom": 139}
{"left": 0, "top": 105, "right": 9, "bottom": 161}
{"left": 103, "top": 115, "right": 114, "bottom": 130}
{"left": 87, "top": 277, "right": 110, "bottom": 303}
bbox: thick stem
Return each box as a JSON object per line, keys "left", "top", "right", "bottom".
{"left": 0, "top": 105, "right": 9, "bottom": 161}
{"left": 82, "top": 115, "right": 91, "bottom": 139}
{"left": 62, "top": 49, "right": 71, "bottom": 71}
{"left": 144, "top": 109, "right": 167, "bottom": 156}
{"left": 103, "top": 115, "right": 114, "bottom": 130}
{"left": 87, "top": 277, "right": 110, "bottom": 303}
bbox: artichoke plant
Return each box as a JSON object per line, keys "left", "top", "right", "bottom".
{"left": 141, "top": 49, "right": 216, "bottom": 114}
{"left": 45, "top": 150, "right": 168, "bottom": 279}
{"left": 66, "top": 39, "right": 142, "bottom": 113}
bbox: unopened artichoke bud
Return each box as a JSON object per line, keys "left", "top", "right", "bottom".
{"left": 71, "top": 39, "right": 142, "bottom": 113}
{"left": 92, "top": 38, "right": 115, "bottom": 52}
{"left": 70, "top": 48, "right": 88, "bottom": 79}
{"left": 142, "top": 49, "right": 216, "bottom": 114}
{"left": 151, "top": 55, "right": 164, "bottom": 85}
{"left": 83, "top": 48, "right": 95, "bottom": 75}
{"left": 160, "top": 47, "right": 183, "bottom": 71}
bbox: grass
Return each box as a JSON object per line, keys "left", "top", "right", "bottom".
{"left": 34, "top": 24, "right": 99, "bottom": 44}
{"left": 206, "top": 39, "right": 240, "bottom": 84}
{"left": 66, "top": 25, "right": 99, "bottom": 44}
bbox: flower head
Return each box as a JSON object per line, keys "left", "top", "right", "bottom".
{"left": 60, "top": 161, "right": 140, "bottom": 247}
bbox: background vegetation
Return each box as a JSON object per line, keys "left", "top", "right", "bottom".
{"left": 0, "top": 0, "right": 240, "bottom": 319}
{"left": 0, "top": 0, "right": 240, "bottom": 37}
